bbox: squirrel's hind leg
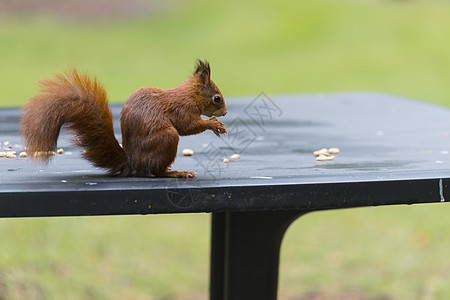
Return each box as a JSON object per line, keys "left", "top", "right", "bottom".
{"left": 160, "top": 170, "right": 196, "bottom": 178}
{"left": 128, "top": 127, "right": 195, "bottom": 178}
{"left": 160, "top": 164, "right": 195, "bottom": 178}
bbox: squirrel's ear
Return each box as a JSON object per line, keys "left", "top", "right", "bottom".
{"left": 194, "top": 59, "right": 211, "bottom": 85}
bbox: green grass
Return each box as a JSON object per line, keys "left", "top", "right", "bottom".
{"left": 0, "top": 214, "right": 210, "bottom": 299}
{"left": 1, "top": 0, "right": 450, "bottom": 106}
{"left": 281, "top": 204, "right": 450, "bottom": 299}
{"left": 2, "top": 0, "right": 450, "bottom": 299}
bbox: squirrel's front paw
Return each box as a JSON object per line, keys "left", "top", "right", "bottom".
{"left": 210, "top": 121, "right": 227, "bottom": 136}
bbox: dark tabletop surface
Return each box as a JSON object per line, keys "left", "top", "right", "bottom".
{"left": 1, "top": 92, "right": 449, "bottom": 217}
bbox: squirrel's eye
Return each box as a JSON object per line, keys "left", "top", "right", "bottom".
{"left": 213, "top": 96, "right": 221, "bottom": 104}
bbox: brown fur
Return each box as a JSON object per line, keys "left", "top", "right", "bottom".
{"left": 21, "top": 60, "right": 227, "bottom": 178}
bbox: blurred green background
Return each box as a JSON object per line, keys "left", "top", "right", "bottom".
{"left": 1, "top": 0, "right": 450, "bottom": 107}
{"left": 1, "top": 0, "right": 450, "bottom": 299}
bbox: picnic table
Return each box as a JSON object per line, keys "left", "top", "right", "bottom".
{"left": 1, "top": 92, "right": 450, "bottom": 300}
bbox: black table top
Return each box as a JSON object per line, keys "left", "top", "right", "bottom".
{"left": 1, "top": 92, "right": 449, "bottom": 217}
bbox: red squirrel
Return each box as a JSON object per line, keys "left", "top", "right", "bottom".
{"left": 21, "top": 60, "right": 227, "bottom": 178}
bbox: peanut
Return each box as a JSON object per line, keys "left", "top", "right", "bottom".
{"left": 328, "top": 147, "right": 340, "bottom": 154}
{"left": 316, "top": 154, "right": 335, "bottom": 161}
{"left": 230, "top": 154, "right": 241, "bottom": 159}
{"left": 314, "top": 148, "right": 329, "bottom": 156}
{"left": 183, "top": 148, "right": 194, "bottom": 156}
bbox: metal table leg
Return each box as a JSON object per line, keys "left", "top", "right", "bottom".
{"left": 210, "top": 211, "right": 307, "bottom": 300}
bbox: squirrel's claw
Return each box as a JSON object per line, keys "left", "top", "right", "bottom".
{"left": 211, "top": 121, "right": 227, "bottom": 136}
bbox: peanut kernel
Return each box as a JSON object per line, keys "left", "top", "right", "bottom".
{"left": 316, "top": 154, "right": 335, "bottom": 161}
{"left": 328, "top": 147, "right": 340, "bottom": 154}
{"left": 183, "top": 148, "right": 194, "bottom": 156}
{"left": 314, "top": 148, "right": 329, "bottom": 156}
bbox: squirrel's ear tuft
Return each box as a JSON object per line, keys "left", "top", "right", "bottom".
{"left": 194, "top": 59, "right": 211, "bottom": 85}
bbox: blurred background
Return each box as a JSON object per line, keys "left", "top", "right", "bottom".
{"left": 1, "top": 0, "right": 450, "bottom": 299}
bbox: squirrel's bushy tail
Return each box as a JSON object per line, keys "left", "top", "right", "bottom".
{"left": 21, "top": 69, "right": 130, "bottom": 176}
